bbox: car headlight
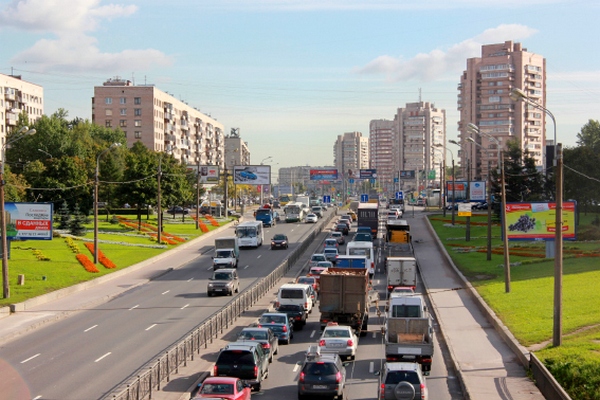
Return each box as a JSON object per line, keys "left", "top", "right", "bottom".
{"left": 208, "top": 283, "right": 214, "bottom": 287}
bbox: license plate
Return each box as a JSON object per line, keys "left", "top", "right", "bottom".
{"left": 329, "top": 342, "right": 345, "bottom": 348}
{"left": 313, "top": 385, "right": 327, "bottom": 389}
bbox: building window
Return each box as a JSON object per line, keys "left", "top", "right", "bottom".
{"left": 105, "top": 109, "right": 112, "bottom": 116}
{"left": 105, "top": 97, "right": 112, "bottom": 105}
{"left": 120, "top": 120, "right": 127, "bottom": 127}
{"left": 489, "top": 96, "right": 501, "bottom": 103}
{"left": 105, "top": 120, "right": 112, "bottom": 127}
{"left": 134, "top": 131, "right": 142, "bottom": 139}
{"left": 134, "top": 120, "right": 142, "bottom": 127}
{"left": 120, "top": 97, "right": 126, "bottom": 104}
{"left": 134, "top": 97, "right": 141, "bottom": 105}
{"left": 120, "top": 108, "right": 127, "bottom": 115}
{"left": 134, "top": 108, "right": 142, "bottom": 116}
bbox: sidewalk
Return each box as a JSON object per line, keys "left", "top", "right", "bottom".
{"left": 409, "top": 214, "right": 545, "bottom": 400}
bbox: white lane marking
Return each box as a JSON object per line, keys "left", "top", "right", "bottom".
{"left": 21, "top": 353, "right": 40, "bottom": 364}
{"left": 257, "top": 255, "right": 262, "bottom": 259}
{"left": 181, "top": 304, "right": 189, "bottom": 310}
{"left": 207, "top": 266, "right": 213, "bottom": 271}
{"left": 129, "top": 305, "right": 139, "bottom": 311}
{"left": 95, "top": 352, "right": 111, "bottom": 362}
{"left": 369, "top": 361, "right": 375, "bottom": 373}
{"left": 84, "top": 325, "right": 98, "bottom": 332}
{"left": 244, "top": 265, "right": 250, "bottom": 269}
{"left": 146, "top": 324, "right": 157, "bottom": 331}
{"left": 293, "top": 362, "right": 302, "bottom": 372}
{"left": 372, "top": 332, "right": 377, "bottom": 339}
{"left": 187, "top": 277, "right": 194, "bottom": 282}
{"left": 33, "top": 396, "right": 42, "bottom": 400}
{"left": 162, "top": 290, "right": 170, "bottom": 295}
{"left": 310, "top": 330, "right": 316, "bottom": 338}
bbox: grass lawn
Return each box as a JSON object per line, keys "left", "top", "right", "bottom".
{"left": 0, "top": 214, "right": 232, "bottom": 308}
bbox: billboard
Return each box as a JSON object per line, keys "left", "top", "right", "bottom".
{"left": 359, "top": 169, "right": 377, "bottom": 179}
{"left": 233, "top": 165, "right": 271, "bottom": 185}
{"left": 3, "top": 202, "right": 53, "bottom": 240}
{"left": 469, "top": 181, "right": 487, "bottom": 201}
{"left": 400, "top": 170, "right": 415, "bottom": 179}
{"left": 187, "top": 165, "right": 220, "bottom": 184}
{"left": 446, "top": 181, "right": 468, "bottom": 201}
{"left": 310, "top": 169, "right": 338, "bottom": 181}
{"left": 505, "top": 202, "right": 577, "bottom": 241}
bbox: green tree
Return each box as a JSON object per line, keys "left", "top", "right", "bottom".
{"left": 576, "top": 119, "right": 600, "bottom": 153}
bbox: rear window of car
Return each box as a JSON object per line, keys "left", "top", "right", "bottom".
{"left": 323, "top": 329, "right": 350, "bottom": 338}
{"left": 278, "top": 304, "right": 302, "bottom": 311}
{"left": 324, "top": 249, "right": 337, "bottom": 254}
{"left": 297, "top": 278, "right": 315, "bottom": 285}
{"left": 304, "top": 362, "right": 338, "bottom": 375}
{"left": 217, "top": 350, "right": 255, "bottom": 365}
{"left": 260, "top": 314, "right": 288, "bottom": 323}
{"left": 239, "top": 330, "right": 268, "bottom": 340}
{"left": 384, "top": 371, "right": 420, "bottom": 385}
{"left": 311, "top": 255, "right": 326, "bottom": 262}
{"left": 280, "top": 289, "right": 304, "bottom": 299}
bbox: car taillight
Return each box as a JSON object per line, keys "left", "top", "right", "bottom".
{"left": 335, "top": 371, "right": 342, "bottom": 383}
{"left": 304, "top": 302, "right": 308, "bottom": 309}
{"left": 319, "top": 339, "right": 325, "bottom": 346}
{"left": 262, "top": 343, "right": 270, "bottom": 349}
{"left": 420, "top": 383, "right": 426, "bottom": 399}
{"left": 257, "top": 324, "right": 262, "bottom": 328}
{"left": 380, "top": 383, "right": 386, "bottom": 399}
{"left": 282, "top": 325, "right": 287, "bottom": 332}
{"left": 253, "top": 365, "right": 258, "bottom": 378}
{"left": 275, "top": 302, "right": 280, "bottom": 308}
{"left": 299, "top": 371, "right": 305, "bottom": 383}
{"left": 295, "top": 316, "right": 301, "bottom": 320}
{"left": 371, "top": 261, "right": 374, "bottom": 269}
{"left": 387, "top": 285, "right": 394, "bottom": 291}
{"left": 213, "top": 365, "right": 218, "bottom": 376}
{"left": 347, "top": 339, "right": 353, "bottom": 346}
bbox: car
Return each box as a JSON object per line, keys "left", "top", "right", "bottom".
{"left": 276, "top": 303, "right": 308, "bottom": 328}
{"left": 352, "top": 232, "right": 373, "bottom": 242}
{"left": 309, "top": 253, "right": 328, "bottom": 268}
{"left": 213, "top": 342, "right": 269, "bottom": 391}
{"left": 347, "top": 211, "right": 357, "bottom": 221}
{"left": 309, "top": 264, "right": 331, "bottom": 285}
{"left": 239, "top": 169, "right": 258, "bottom": 180}
{"left": 193, "top": 376, "right": 251, "bottom": 400}
{"left": 324, "top": 238, "right": 338, "bottom": 249}
{"left": 323, "top": 247, "right": 339, "bottom": 264}
{"left": 334, "top": 223, "right": 349, "bottom": 235}
{"left": 298, "top": 347, "right": 347, "bottom": 400}
{"left": 340, "top": 215, "right": 352, "bottom": 224}
{"left": 311, "top": 206, "right": 324, "bottom": 218}
{"left": 305, "top": 213, "right": 318, "bottom": 223}
{"left": 167, "top": 205, "right": 190, "bottom": 214}
{"left": 207, "top": 269, "right": 240, "bottom": 297}
{"left": 387, "top": 210, "right": 400, "bottom": 220}
{"left": 271, "top": 233, "right": 289, "bottom": 250}
{"left": 236, "top": 327, "right": 279, "bottom": 363}
{"left": 377, "top": 362, "right": 429, "bottom": 400}
{"left": 329, "top": 231, "right": 345, "bottom": 245}
{"left": 258, "top": 312, "right": 294, "bottom": 344}
{"left": 417, "top": 198, "right": 426, "bottom": 206}
{"left": 317, "top": 323, "right": 359, "bottom": 361}
{"left": 296, "top": 275, "right": 319, "bottom": 292}
{"left": 272, "top": 200, "right": 281, "bottom": 209}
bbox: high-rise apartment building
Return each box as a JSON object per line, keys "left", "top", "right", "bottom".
{"left": 92, "top": 78, "right": 224, "bottom": 167}
{"left": 369, "top": 119, "right": 395, "bottom": 193}
{"left": 1, "top": 73, "right": 44, "bottom": 155}
{"left": 224, "top": 129, "right": 251, "bottom": 168}
{"left": 458, "top": 41, "right": 546, "bottom": 180}
{"left": 333, "top": 131, "right": 369, "bottom": 178}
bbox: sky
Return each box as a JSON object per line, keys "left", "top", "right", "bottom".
{"left": 1, "top": 0, "right": 599, "bottom": 174}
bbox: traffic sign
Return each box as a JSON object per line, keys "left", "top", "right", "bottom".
{"left": 349, "top": 179, "right": 354, "bottom": 184}
{"left": 323, "top": 195, "right": 331, "bottom": 204}
{"left": 395, "top": 191, "right": 404, "bottom": 200}
{"left": 360, "top": 194, "right": 369, "bottom": 202}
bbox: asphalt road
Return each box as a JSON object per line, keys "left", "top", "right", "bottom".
{"left": 0, "top": 211, "right": 327, "bottom": 400}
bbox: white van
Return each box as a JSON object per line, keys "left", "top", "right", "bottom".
{"left": 346, "top": 241, "right": 375, "bottom": 277}
{"left": 276, "top": 283, "right": 313, "bottom": 313}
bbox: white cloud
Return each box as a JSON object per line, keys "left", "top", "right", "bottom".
{"left": 355, "top": 24, "right": 538, "bottom": 82}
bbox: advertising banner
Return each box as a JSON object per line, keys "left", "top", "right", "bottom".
{"left": 446, "top": 181, "right": 467, "bottom": 202}
{"left": 469, "top": 181, "right": 487, "bottom": 201}
{"left": 505, "top": 202, "right": 577, "bottom": 241}
{"left": 186, "top": 165, "right": 220, "bottom": 184}
{"left": 233, "top": 165, "right": 271, "bottom": 185}
{"left": 310, "top": 169, "right": 338, "bottom": 181}
{"left": 400, "top": 170, "right": 415, "bottom": 179}
{"left": 359, "top": 169, "right": 377, "bottom": 179}
{"left": 3, "top": 202, "right": 53, "bottom": 240}
{"left": 458, "top": 203, "right": 472, "bottom": 217}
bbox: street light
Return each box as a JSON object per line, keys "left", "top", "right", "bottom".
{"left": 94, "top": 143, "right": 121, "bottom": 264}
{"left": 510, "top": 88, "right": 563, "bottom": 347}
{"left": 433, "top": 144, "right": 455, "bottom": 225}
{"left": 2, "top": 126, "right": 36, "bottom": 298}
{"left": 259, "top": 156, "right": 273, "bottom": 205}
{"left": 38, "top": 148, "right": 53, "bottom": 159}
{"left": 449, "top": 139, "right": 471, "bottom": 241}
{"left": 431, "top": 146, "right": 446, "bottom": 217}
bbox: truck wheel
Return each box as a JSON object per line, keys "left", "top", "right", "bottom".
{"left": 360, "top": 316, "right": 369, "bottom": 337}
{"left": 393, "top": 381, "right": 415, "bottom": 400}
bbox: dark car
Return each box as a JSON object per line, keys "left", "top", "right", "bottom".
{"left": 271, "top": 234, "right": 289, "bottom": 250}
{"left": 258, "top": 312, "right": 294, "bottom": 345}
{"left": 236, "top": 327, "right": 279, "bottom": 363}
{"left": 298, "top": 348, "right": 347, "bottom": 400}
{"left": 352, "top": 232, "right": 373, "bottom": 242}
{"left": 276, "top": 304, "right": 308, "bottom": 329}
{"left": 335, "top": 223, "right": 349, "bottom": 236}
{"left": 323, "top": 247, "right": 339, "bottom": 264}
{"left": 377, "top": 362, "right": 429, "bottom": 400}
{"left": 213, "top": 342, "right": 270, "bottom": 391}
{"left": 167, "top": 206, "right": 190, "bottom": 214}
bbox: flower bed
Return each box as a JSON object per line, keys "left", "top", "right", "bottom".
{"left": 83, "top": 242, "right": 117, "bottom": 269}
{"left": 76, "top": 253, "right": 99, "bottom": 273}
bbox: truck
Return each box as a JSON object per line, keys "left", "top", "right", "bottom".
{"left": 255, "top": 207, "right": 276, "bottom": 227}
{"left": 384, "top": 294, "right": 434, "bottom": 375}
{"left": 357, "top": 202, "right": 379, "bottom": 239}
{"left": 318, "top": 268, "right": 370, "bottom": 337}
{"left": 335, "top": 255, "right": 368, "bottom": 270}
{"left": 386, "top": 257, "right": 417, "bottom": 292}
{"left": 212, "top": 237, "right": 240, "bottom": 270}
{"left": 384, "top": 219, "right": 414, "bottom": 258}
{"left": 345, "top": 241, "right": 375, "bottom": 278}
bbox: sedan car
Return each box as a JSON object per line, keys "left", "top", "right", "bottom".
{"left": 271, "top": 233, "right": 289, "bottom": 250}
{"left": 193, "top": 376, "right": 251, "bottom": 400}
{"left": 305, "top": 213, "right": 318, "bottom": 223}
{"left": 318, "top": 323, "right": 359, "bottom": 361}
{"left": 276, "top": 304, "right": 308, "bottom": 329}
{"left": 323, "top": 247, "right": 339, "bottom": 264}
{"left": 296, "top": 275, "right": 319, "bottom": 292}
{"left": 236, "top": 327, "right": 279, "bottom": 363}
{"left": 298, "top": 350, "right": 347, "bottom": 400}
{"left": 334, "top": 223, "right": 349, "bottom": 236}
{"left": 258, "top": 312, "right": 294, "bottom": 344}
{"left": 329, "top": 231, "right": 345, "bottom": 245}
{"left": 309, "top": 253, "right": 328, "bottom": 268}
{"left": 324, "top": 238, "right": 338, "bottom": 249}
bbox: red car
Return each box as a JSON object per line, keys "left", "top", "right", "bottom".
{"left": 193, "top": 376, "right": 252, "bottom": 400}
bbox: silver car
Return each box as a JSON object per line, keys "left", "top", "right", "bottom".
{"left": 317, "top": 324, "right": 358, "bottom": 361}
{"left": 207, "top": 269, "right": 240, "bottom": 296}
{"left": 377, "top": 362, "right": 428, "bottom": 400}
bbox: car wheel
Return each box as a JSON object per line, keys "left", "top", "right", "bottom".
{"left": 228, "top": 290, "right": 233, "bottom": 296}
{"left": 254, "top": 382, "right": 261, "bottom": 391}
{"left": 207, "top": 292, "right": 213, "bottom": 297}
{"left": 298, "top": 394, "right": 308, "bottom": 400}
{"left": 235, "top": 286, "right": 239, "bottom": 293}
{"left": 393, "top": 381, "right": 416, "bottom": 400}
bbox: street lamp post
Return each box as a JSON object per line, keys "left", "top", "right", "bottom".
{"left": 434, "top": 144, "right": 455, "bottom": 225}
{"left": 259, "top": 156, "right": 273, "bottom": 206}
{"left": 94, "top": 143, "right": 121, "bottom": 264}
{"left": 450, "top": 139, "right": 471, "bottom": 241}
{"left": 510, "top": 88, "right": 562, "bottom": 347}
{"left": 468, "top": 137, "right": 493, "bottom": 261}
{"left": 2, "top": 126, "right": 36, "bottom": 298}
{"left": 431, "top": 146, "right": 446, "bottom": 217}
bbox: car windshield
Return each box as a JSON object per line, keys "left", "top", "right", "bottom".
{"left": 238, "top": 330, "right": 268, "bottom": 340}
{"left": 384, "top": 371, "right": 420, "bottom": 385}
{"left": 297, "top": 278, "right": 314, "bottom": 285}
{"left": 323, "top": 329, "right": 350, "bottom": 338}
{"left": 324, "top": 249, "right": 337, "bottom": 255}
{"left": 217, "top": 350, "right": 255, "bottom": 365}
{"left": 273, "top": 234, "right": 286, "bottom": 240}
{"left": 213, "top": 272, "right": 233, "bottom": 280}
{"left": 311, "top": 255, "right": 326, "bottom": 262}
{"left": 237, "top": 227, "right": 257, "bottom": 238}
{"left": 200, "top": 383, "right": 234, "bottom": 395}
{"left": 215, "top": 250, "right": 233, "bottom": 258}
{"left": 304, "top": 362, "right": 337, "bottom": 375}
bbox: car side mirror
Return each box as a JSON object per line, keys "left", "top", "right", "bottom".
{"left": 374, "top": 371, "right": 381, "bottom": 376}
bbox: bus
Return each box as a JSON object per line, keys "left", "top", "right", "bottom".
{"left": 279, "top": 194, "right": 293, "bottom": 207}
{"left": 284, "top": 202, "right": 306, "bottom": 223}
{"left": 346, "top": 241, "right": 375, "bottom": 278}
{"left": 358, "top": 202, "right": 379, "bottom": 239}
{"left": 236, "top": 221, "right": 264, "bottom": 248}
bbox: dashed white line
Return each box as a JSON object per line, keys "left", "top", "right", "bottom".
{"left": 33, "top": 396, "right": 42, "bottom": 400}
{"left": 207, "top": 266, "right": 213, "bottom": 271}
{"left": 129, "top": 305, "right": 139, "bottom": 311}
{"left": 21, "top": 353, "right": 40, "bottom": 364}
{"left": 181, "top": 304, "right": 190, "bottom": 310}
{"left": 293, "top": 362, "right": 302, "bottom": 372}
{"left": 369, "top": 361, "right": 375, "bottom": 373}
{"left": 187, "top": 277, "right": 194, "bottom": 282}
{"left": 146, "top": 324, "right": 157, "bottom": 331}
{"left": 257, "top": 255, "right": 262, "bottom": 259}
{"left": 95, "top": 352, "right": 111, "bottom": 362}
{"left": 84, "top": 325, "right": 98, "bottom": 332}
{"left": 244, "top": 265, "right": 250, "bottom": 269}
{"left": 310, "top": 330, "right": 316, "bottom": 338}
{"left": 161, "top": 290, "right": 170, "bottom": 295}
{"left": 372, "top": 332, "right": 377, "bottom": 339}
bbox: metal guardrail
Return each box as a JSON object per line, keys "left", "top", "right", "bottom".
{"left": 104, "top": 209, "right": 336, "bottom": 400}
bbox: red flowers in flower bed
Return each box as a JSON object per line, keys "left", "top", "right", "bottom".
{"left": 199, "top": 222, "right": 209, "bottom": 232}
{"left": 76, "top": 253, "right": 99, "bottom": 273}
{"left": 204, "top": 215, "right": 220, "bottom": 227}
{"left": 84, "top": 242, "right": 117, "bottom": 269}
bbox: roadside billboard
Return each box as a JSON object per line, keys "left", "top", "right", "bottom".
{"left": 310, "top": 169, "right": 338, "bottom": 181}
{"left": 359, "top": 169, "right": 377, "bottom": 179}
{"left": 469, "top": 181, "right": 487, "bottom": 201}
{"left": 505, "top": 201, "right": 577, "bottom": 241}
{"left": 446, "top": 181, "right": 467, "bottom": 202}
{"left": 187, "top": 165, "right": 220, "bottom": 184}
{"left": 3, "top": 202, "right": 53, "bottom": 240}
{"left": 400, "top": 170, "right": 415, "bottom": 179}
{"left": 233, "top": 165, "right": 271, "bottom": 185}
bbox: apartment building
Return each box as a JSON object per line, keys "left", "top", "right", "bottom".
{"left": 369, "top": 119, "right": 396, "bottom": 194}
{"left": 0, "top": 73, "right": 44, "bottom": 154}
{"left": 458, "top": 41, "right": 546, "bottom": 180}
{"left": 92, "top": 77, "right": 224, "bottom": 167}
{"left": 224, "top": 131, "right": 251, "bottom": 168}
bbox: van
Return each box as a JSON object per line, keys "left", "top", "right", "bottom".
{"left": 276, "top": 283, "right": 313, "bottom": 313}
{"left": 346, "top": 241, "right": 375, "bottom": 278}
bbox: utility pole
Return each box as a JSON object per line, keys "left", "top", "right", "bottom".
{"left": 157, "top": 156, "right": 162, "bottom": 243}
{"left": 486, "top": 160, "right": 492, "bottom": 261}
{"left": 553, "top": 143, "right": 564, "bottom": 347}
{"left": 500, "top": 152, "right": 511, "bottom": 293}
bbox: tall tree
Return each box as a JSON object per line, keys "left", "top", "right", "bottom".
{"left": 576, "top": 119, "right": 600, "bottom": 153}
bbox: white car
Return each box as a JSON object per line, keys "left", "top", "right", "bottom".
{"left": 317, "top": 323, "right": 358, "bottom": 361}
{"left": 305, "top": 213, "right": 318, "bottom": 223}
{"left": 309, "top": 253, "right": 328, "bottom": 268}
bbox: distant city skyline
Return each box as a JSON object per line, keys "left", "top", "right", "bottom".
{"left": 1, "top": 0, "right": 598, "bottom": 168}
